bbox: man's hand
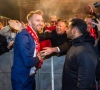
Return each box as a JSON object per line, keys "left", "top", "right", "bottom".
{"left": 37, "top": 52, "right": 42, "bottom": 60}
{"left": 44, "top": 30, "right": 52, "bottom": 33}
{"left": 8, "top": 20, "right": 25, "bottom": 31}
{"left": 87, "top": 5, "right": 94, "bottom": 13}
{"left": 92, "top": 19, "right": 100, "bottom": 30}
{"left": 40, "top": 47, "right": 58, "bottom": 57}
{"left": 7, "top": 40, "right": 14, "bottom": 49}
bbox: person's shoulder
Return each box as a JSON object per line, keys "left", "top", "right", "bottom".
{"left": 16, "top": 28, "right": 30, "bottom": 39}
{"left": 18, "top": 28, "right": 29, "bottom": 35}
{"left": 75, "top": 43, "right": 94, "bottom": 55}
{"left": 73, "top": 45, "right": 84, "bottom": 54}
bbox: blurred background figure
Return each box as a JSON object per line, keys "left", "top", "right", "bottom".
{"left": 85, "top": 15, "right": 100, "bottom": 57}
{"left": 39, "top": 22, "right": 52, "bottom": 51}
{"left": 74, "top": 14, "right": 81, "bottom": 19}
{"left": 44, "top": 22, "right": 52, "bottom": 33}
{"left": 49, "top": 15, "right": 58, "bottom": 31}
{"left": 0, "top": 25, "right": 17, "bottom": 50}
{"left": 0, "top": 22, "right": 4, "bottom": 30}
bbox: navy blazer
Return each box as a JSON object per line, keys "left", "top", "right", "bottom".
{"left": 11, "top": 29, "right": 39, "bottom": 84}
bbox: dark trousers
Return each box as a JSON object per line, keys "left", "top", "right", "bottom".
{"left": 11, "top": 74, "right": 36, "bottom": 90}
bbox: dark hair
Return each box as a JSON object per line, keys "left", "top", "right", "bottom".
{"left": 70, "top": 18, "right": 87, "bottom": 34}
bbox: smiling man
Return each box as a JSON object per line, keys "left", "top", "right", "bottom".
{"left": 11, "top": 10, "right": 43, "bottom": 90}
{"left": 38, "top": 19, "right": 71, "bottom": 56}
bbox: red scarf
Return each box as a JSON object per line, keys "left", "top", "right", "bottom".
{"left": 89, "top": 28, "right": 97, "bottom": 40}
{"left": 26, "top": 25, "right": 43, "bottom": 68}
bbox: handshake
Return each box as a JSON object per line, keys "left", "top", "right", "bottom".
{"left": 39, "top": 47, "right": 56, "bottom": 58}
{"left": 40, "top": 51, "right": 49, "bottom": 59}
{"left": 37, "top": 47, "right": 58, "bottom": 60}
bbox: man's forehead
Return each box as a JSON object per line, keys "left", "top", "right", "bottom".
{"left": 32, "top": 14, "right": 43, "bottom": 18}
{"left": 57, "top": 21, "right": 66, "bottom": 25}
{"left": 32, "top": 14, "right": 43, "bottom": 21}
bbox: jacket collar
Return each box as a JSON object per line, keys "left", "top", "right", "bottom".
{"left": 72, "top": 32, "right": 95, "bottom": 45}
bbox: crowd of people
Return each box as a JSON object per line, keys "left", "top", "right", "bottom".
{"left": 0, "top": 4, "right": 100, "bottom": 90}
{"left": 0, "top": 22, "right": 17, "bottom": 55}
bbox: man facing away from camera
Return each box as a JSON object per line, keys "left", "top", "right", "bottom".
{"left": 11, "top": 10, "right": 44, "bottom": 90}
{"left": 62, "top": 18, "right": 98, "bottom": 90}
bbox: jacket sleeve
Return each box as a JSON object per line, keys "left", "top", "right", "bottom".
{"left": 16, "top": 32, "right": 39, "bottom": 68}
{"left": 38, "top": 32, "right": 52, "bottom": 41}
{"left": 77, "top": 51, "right": 97, "bottom": 89}
{"left": 58, "top": 41, "right": 71, "bottom": 54}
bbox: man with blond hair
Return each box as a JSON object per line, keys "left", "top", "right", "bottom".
{"left": 11, "top": 10, "right": 43, "bottom": 90}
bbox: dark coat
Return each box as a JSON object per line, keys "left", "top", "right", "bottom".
{"left": 62, "top": 34, "right": 98, "bottom": 90}
{"left": 0, "top": 34, "right": 9, "bottom": 55}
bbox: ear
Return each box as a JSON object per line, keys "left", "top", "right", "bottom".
{"left": 72, "top": 28, "right": 76, "bottom": 35}
{"left": 65, "top": 27, "right": 68, "bottom": 31}
{"left": 28, "top": 20, "right": 31, "bottom": 26}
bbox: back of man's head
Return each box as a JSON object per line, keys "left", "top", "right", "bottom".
{"left": 70, "top": 18, "right": 87, "bottom": 34}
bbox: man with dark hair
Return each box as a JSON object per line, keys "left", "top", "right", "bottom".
{"left": 62, "top": 18, "right": 98, "bottom": 90}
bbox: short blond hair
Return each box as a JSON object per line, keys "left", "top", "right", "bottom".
{"left": 26, "top": 10, "right": 43, "bottom": 21}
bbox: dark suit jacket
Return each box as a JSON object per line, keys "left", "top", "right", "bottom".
{"left": 11, "top": 29, "right": 39, "bottom": 87}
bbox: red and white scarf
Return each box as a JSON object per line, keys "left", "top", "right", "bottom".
{"left": 26, "top": 25, "right": 43, "bottom": 68}
{"left": 27, "top": 25, "right": 40, "bottom": 53}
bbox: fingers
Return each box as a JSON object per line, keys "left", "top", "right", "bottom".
{"left": 37, "top": 52, "right": 42, "bottom": 60}
{"left": 8, "top": 20, "right": 23, "bottom": 31}
{"left": 40, "top": 51, "right": 47, "bottom": 58}
{"left": 40, "top": 47, "right": 50, "bottom": 57}
{"left": 40, "top": 50, "right": 48, "bottom": 56}
{"left": 87, "top": 4, "right": 94, "bottom": 12}
{"left": 92, "top": 22, "right": 98, "bottom": 26}
{"left": 43, "top": 47, "right": 49, "bottom": 49}
{"left": 44, "top": 30, "right": 51, "bottom": 33}
{"left": 42, "top": 47, "right": 50, "bottom": 53}
{"left": 8, "top": 20, "right": 18, "bottom": 27}
{"left": 96, "top": 19, "right": 100, "bottom": 23}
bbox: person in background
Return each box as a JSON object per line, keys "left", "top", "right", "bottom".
{"left": 92, "top": 19, "right": 100, "bottom": 84}
{"left": 85, "top": 16, "right": 97, "bottom": 39}
{"left": 44, "top": 22, "right": 52, "bottom": 33}
{"left": 49, "top": 15, "right": 58, "bottom": 31}
{"left": 85, "top": 16, "right": 100, "bottom": 57}
{"left": 0, "top": 22, "right": 4, "bottom": 30}
{"left": 39, "top": 22, "right": 52, "bottom": 51}
{"left": 9, "top": 10, "right": 43, "bottom": 90}
{"left": 0, "top": 25, "right": 17, "bottom": 49}
{"left": 74, "top": 14, "right": 81, "bottom": 19}
{"left": 38, "top": 18, "right": 71, "bottom": 56}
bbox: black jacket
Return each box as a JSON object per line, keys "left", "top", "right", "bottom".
{"left": 0, "top": 34, "right": 9, "bottom": 55}
{"left": 62, "top": 34, "right": 98, "bottom": 90}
